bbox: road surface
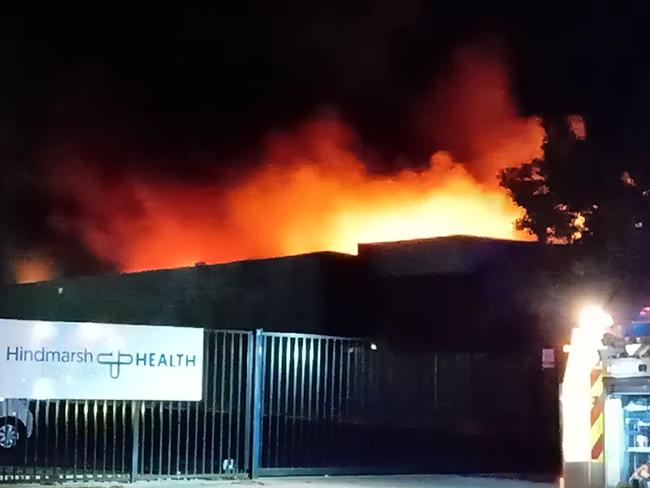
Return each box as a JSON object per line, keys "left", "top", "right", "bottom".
{"left": 251, "top": 475, "right": 556, "bottom": 487}
{"left": 9, "top": 475, "right": 557, "bottom": 488}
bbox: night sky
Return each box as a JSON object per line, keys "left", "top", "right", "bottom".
{"left": 2, "top": 1, "right": 650, "bottom": 278}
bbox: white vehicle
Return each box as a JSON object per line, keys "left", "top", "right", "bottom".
{"left": 0, "top": 399, "right": 34, "bottom": 449}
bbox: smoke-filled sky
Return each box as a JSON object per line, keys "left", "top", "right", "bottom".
{"left": 2, "top": 2, "right": 650, "bottom": 281}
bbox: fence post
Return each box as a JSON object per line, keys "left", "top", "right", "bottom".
{"left": 130, "top": 401, "right": 140, "bottom": 482}
{"left": 250, "top": 329, "right": 265, "bottom": 478}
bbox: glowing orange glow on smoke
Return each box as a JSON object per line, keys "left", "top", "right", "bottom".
{"left": 13, "top": 253, "right": 54, "bottom": 284}
{"left": 567, "top": 115, "right": 587, "bottom": 140}
{"left": 417, "top": 44, "right": 545, "bottom": 182}
{"left": 228, "top": 123, "right": 534, "bottom": 259}
{"left": 48, "top": 45, "right": 545, "bottom": 273}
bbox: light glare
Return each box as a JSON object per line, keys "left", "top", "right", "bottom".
{"left": 578, "top": 305, "right": 613, "bottom": 331}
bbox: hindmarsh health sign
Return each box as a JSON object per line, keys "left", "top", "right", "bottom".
{"left": 0, "top": 319, "right": 204, "bottom": 401}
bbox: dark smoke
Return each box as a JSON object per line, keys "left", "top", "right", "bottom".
{"left": 1, "top": 2, "right": 650, "bottom": 280}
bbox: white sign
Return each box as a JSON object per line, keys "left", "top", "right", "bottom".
{"left": 0, "top": 319, "right": 204, "bottom": 401}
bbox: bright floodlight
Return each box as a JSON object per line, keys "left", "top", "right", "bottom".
{"left": 578, "top": 304, "right": 614, "bottom": 331}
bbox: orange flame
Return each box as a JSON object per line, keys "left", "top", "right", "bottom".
{"left": 48, "top": 46, "right": 545, "bottom": 274}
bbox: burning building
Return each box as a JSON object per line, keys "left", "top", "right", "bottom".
{"left": 6, "top": 42, "right": 546, "bottom": 284}
{"left": 0, "top": 235, "right": 566, "bottom": 478}
{"left": 0, "top": 42, "right": 589, "bottom": 347}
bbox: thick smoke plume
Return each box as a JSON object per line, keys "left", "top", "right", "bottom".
{"left": 14, "top": 44, "right": 545, "bottom": 280}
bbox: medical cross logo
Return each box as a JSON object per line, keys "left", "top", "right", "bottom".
{"left": 96, "top": 351, "right": 198, "bottom": 379}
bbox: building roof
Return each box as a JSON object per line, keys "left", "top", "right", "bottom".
{"left": 0, "top": 236, "right": 575, "bottom": 348}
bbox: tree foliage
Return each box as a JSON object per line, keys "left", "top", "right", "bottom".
{"left": 500, "top": 116, "right": 650, "bottom": 294}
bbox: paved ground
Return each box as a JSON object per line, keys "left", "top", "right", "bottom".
{"left": 9, "top": 475, "right": 558, "bottom": 488}
{"left": 249, "top": 475, "right": 557, "bottom": 487}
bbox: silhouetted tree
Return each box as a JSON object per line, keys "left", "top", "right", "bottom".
{"left": 501, "top": 116, "right": 650, "bottom": 311}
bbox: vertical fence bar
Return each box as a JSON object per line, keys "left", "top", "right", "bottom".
{"left": 250, "top": 329, "right": 265, "bottom": 478}
{"left": 315, "top": 337, "right": 322, "bottom": 462}
{"left": 82, "top": 400, "right": 89, "bottom": 477}
{"left": 147, "top": 402, "right": 153, "bottom": 475}
{"left": 227, "top": 332, "right": 235, "bottom": 467}
{"left": 184, "top": 400, "right": 190, "bottom": 475}
{"left": 244, "top": 331, "right": 254, "bottom": 473}
{"left": 235, "top": 334, "right": 243, "bottom": 473}
{"left": 345, "top": 342, "right": 351, "bottom": 420}
{"left": 27, "top": 401, "right": 33, "bottom": 478}
{"left": 11, "top": 414, "right": 18, "bottom": 480}
{"left": 156, "top": 402, "right": 163, "bottom": 477}
{"left": 63, "top": 400, "right": 69, "bottom": 479}
{"left": 139, "top": 403, "right": 146, "bottom": 476}
{"left": 291, "top": 337, "right": 298, "bottom": 467}
{"left": 338, "top": 341, "right": 344, "bottom": 421}
{"left": 44, "top": 400, "right": 49, "bottom": 473}
{"left": 92, "top": 401, "right": 98, "bottom": 478}
{"left": 265, "top": 335, "right": 275, "bottom": 467}
{"left": 298, "top": 337, "right": 307, "bottom": 466}
{"left": 315, "top": 338, "right": 322, "bottom": 417}
{"left": 142, "top": 403, "right": 147, "bottom": 477}
{"left": 130, "top": 402, "right": 139, "bottom": 482}
{"left": 330, "top": 341, "right": 336, "bottom": 422}
{"left": 363, "top": 345, "right": 370, "bottom": 425}
{"left": 120, "top": 402, "right": 125, "bottom": 475}
{"left": 175, "top": 401, "right": 181, "bottom": 475}
{"left": 201, "top": 331, "right": 209, "bottom": 475}
{"left": 112, "top": 400, "right": 117, "bottom": 478}
{"left": 337, "top": 340, "right": 344, "bottom": 460}
{"left": 284, "top": 337, "right": 291, "bottom": 469}
{"left": 307, "top": 338, "right": 314, "bottom": 464}
{"left": 328, "top": 340, "right": 337, "bottom": 463}
{"left": 210, "top": 332, "right": 218, "bottom": 474}
{"left": 218, "top": 333, "right": 226, "bottom": 474}
{"left": 167, "top": 401, "right": 172, "bottom": 477}
{"left": 274, "top": 336, "right": 283, "bottom": 468}
{"left": 102, "top": 400, "right": 107, "bottom": 476}
{"left": 193, "top": 397, "right": 199, "bottom": 474}
{"left": 322, "top": 339, "right": 329, "bottom": 461}
{"left": 54, "top": 401, "right": 60, "bottom": 477}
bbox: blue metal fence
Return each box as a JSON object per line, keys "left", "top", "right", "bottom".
{"left": 252, "top": 334, "right": 555, "bottom": 477}
{"left": 0, "top": 328, "right": 555, "bottom": 482}
{"left": 256, "top": 332, "right": 366, "bottom": 475}
{"left": 0, "top": 330, "right": 253, "bottom": 483}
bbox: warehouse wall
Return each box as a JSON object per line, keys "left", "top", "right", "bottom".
{"left": 358, "top": 236, "right": 568, "bottom": 350}
{"left": 0, "top": 252, "right": 366, "bottom": 334}
{"left": 0, "top": 236, "right": 574, "bottom": 346}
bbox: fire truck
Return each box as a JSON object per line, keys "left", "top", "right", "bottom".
{"left": 562, "top": 306, "right": 650, "bottom": 488}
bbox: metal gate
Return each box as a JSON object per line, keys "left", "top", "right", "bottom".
{"left": 0, "top": 328, "right": 554, "bottom": 481}
{"left": 254, "top": 332, "right": 367, "bottom": 475}
{"left": 253, "top": 332, "right": 551, "bottom": 476}
{"left": 0, "top": 330, "right": 253, "bottom": 483}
